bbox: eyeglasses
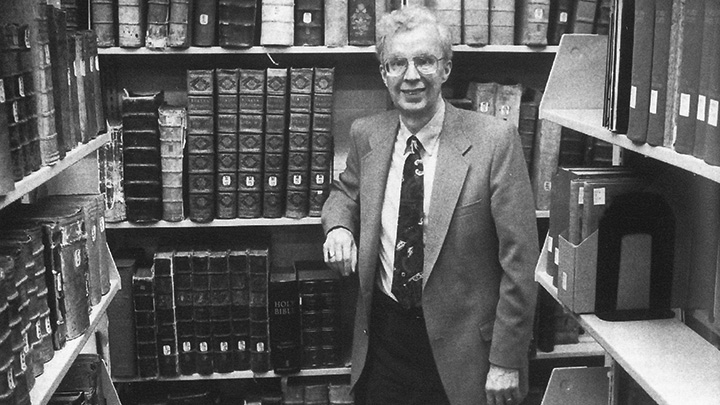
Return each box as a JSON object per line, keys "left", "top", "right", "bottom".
{"left": 382, "top": 55, "right": 446, "bottom": 77}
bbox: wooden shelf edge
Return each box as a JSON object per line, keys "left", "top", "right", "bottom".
{"left": 0, "top": 133, "right": 110, "bottom": 210}
{"left": 113, "top": 366, "right": 352, "bottom": 383}
{"left": 30, "top": 258, "right": 121, "bottom": 405}
{"left": 98, "top": 45, "right": 557, "bottom": 56}
{"left": 106, "top": 216, "right": 322, "bottom": 229}
{"left": 534, "top": 340, "right": 605, "bottom": 360}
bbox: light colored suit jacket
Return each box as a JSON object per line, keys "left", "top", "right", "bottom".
{"left": 322, "top": 102, "right": 539, "bottom": 405}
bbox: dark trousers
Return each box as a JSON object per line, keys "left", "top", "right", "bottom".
{"left": 356, "top": 289, "right": 451, "bottom": 405}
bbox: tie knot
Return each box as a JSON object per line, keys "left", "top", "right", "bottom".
{"left": 407, "top": 136, "right": 423, "bottom": 155}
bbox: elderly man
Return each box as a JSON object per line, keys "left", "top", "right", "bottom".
{"left": 322, "top": 6, "right": 538, "bottom": 405}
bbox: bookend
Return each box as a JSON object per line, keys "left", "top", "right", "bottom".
{"left": 558, "top": 231, "right": 599, "bottom": 314}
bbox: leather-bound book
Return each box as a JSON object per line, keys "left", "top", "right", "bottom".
{"left": 146, "top": 0, "right": 171, "bottom": 49}
{"left": 46, "top": 7, "right": 74, "bottom": 156}
{"left": 228, "top": 247, "right": 251, "bottom": 371}
{"left": 193, "top": 0, "right": 218, "bottom": 46}
{"left": 98, "top": 120, "right": 127, "bottom": 223}
{"left": 248, "top": 246, "right": 271, "bottom": 373}
{"left": 490, "top": 0, "right": 515, "bottom": 45}
{"left": 13, "top": 22, "right": 42, "bottom": 175}
{"left": 494, "top": 83, "right": 523, "bottom": 127}
{"left": 153, "top": 248, "right": 179, "bottom": 377}
{"left": 133, "top": 265, "right": 159, "bottom": 378}
{"left": 530, "top": 119, "right": 561, "bottom": 211}
{"left": 60, "top": 0, "right": 81, "bottom": 32}
{"left": 187, "top": 69, "right": 216, "bottom": 222}
{"left": 216, "top": 68, "right": 240, "bottom": 219}
{"left": 463, "top": 0, "right": 490, "bottom": 45}
{"left": 0, "top": 65, "right": 15, "bottom": 193}
{"left": 158, "top": 105, "right": 187, "bottom": 222}
{"left": 547, "top": 0, "right": 572, "bottom": 45}
{"left": 80, "top": 31, "right": 99, "bottom": 141}
{"left": 87, "top": 30, "right": 106, "bottom": 136}
{"left": 172, "top": 247, "right": 196, "bottom": 375}
{"left": 122, "top": 90, "right": 164, "bottom": 223}
{"left": 285, "top": 171, "right": 309, "bottom": 219}
{"left": 517, "top": 88, "right": 541, "bottom": 171}
{"left": 168, "top": 0, "right": 193, "bottom": 47}
{"left": 515, "top": 0, "right": 550, "bottom": 46}
{"left": 290, "top": 67, "right": 313, "bottom": 112}
{"left": 73, "top": 32, "right": 90, "bottom": 143}
{"left": 64, "top": 33, "right": 82, "bottom": 147}
{"left": 209, "top": 249, "right": 233, "bottom": 373}
{"left": 118, "top": 0, "right": 146, "bottom": 47}
{"left": 191, "top": 247, "right": 214, "bottom": 375}
{"left": 572, "top": 0, "right": 599, "bottom": 34}
{"left": 106, "top": 253, "right": 137, "bottom": 377}
{"left": 348, "top": 0, "right": 375, "bottom": 46}
{"left": 325, "top": 0, "right": 348, "bottom": 47}
{"left": 91, "top": 0, "right": 116, "bottom": 47}
{"left": 0, "top": 24, "right": 25, "bottom": 183}
{"left": 295, "top": 0, "right": 324, "bottom": 46}
{"left": 428, "top": 0, "right": 461, "bottom": 44}
{"left": 219, "top": 0, "right": 259, "bottom": 48}
{"left": 595, "top": 0, "right": 611, "bottom": 34}
{"left": 261, "top": 0, "right": 295, "bottom": 46}
{"left": 269, "top": 267, "right": 301, "bottom": 374}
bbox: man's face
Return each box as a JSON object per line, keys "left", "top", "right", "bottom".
{"left": 380, "top": 25, "right": 452, "bottom": 119}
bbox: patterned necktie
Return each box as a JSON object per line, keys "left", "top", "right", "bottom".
{"left": 392, "top": 135, "right": 424, "bottom": 309}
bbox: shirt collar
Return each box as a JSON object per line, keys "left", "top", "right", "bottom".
{"left": 398, "top": 99, "right": 445, "bottom": 157}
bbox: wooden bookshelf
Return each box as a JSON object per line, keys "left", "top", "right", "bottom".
{"left": 30, "top": 256, "right": 121, "bottom": 405}
{"left": 113, "top": 365, "right": 352, "bottom": 383}
{"left": 98, "top": 45, "right": 558, "bottom": 56}
{"left": 106, "top": 217, "right": 323, "bottom": 229}
{"left": 0, "top": 133, "right": 110, "bottom": 211}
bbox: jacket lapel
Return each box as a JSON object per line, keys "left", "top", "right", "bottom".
{"left": 424, "top": 105, "right": 471, "bottom": 285}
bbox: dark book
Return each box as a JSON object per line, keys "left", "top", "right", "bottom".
{"left": 87, "top": 30, "right": 107, "bottom": 137}
{"left": 595, "top": 0, "right": 612, "bottom": 34}
{"left": 693, "top": 0, "right": 720, "bottom": 159}
{"left": 463, "top": 0, "right": 490, "bottom": 45}
{"left": 572, "top": 0, "right": 599, "bottom": 33}
{"left": 56, "top": 354, "right": 104, "bottom": 404}
{"left": 153, "top": 248, "right": 179, "bottom": 377}
{"left": 121, "top": 89, "right": 164, "bottom": 223}
{"left": 47, "top": 6, "right": 75, "bottom": 157}
{"left": 296, "top": 260, "right": 342, "bottom": 369}
{"left": 158, "top": 105, "right": 187, "bottom": 222}
{"left": 626, "top": 0, "right": 656, "bottom": 144}
{"left": 193, "top": 0, "right": 218, "bottom": 46}
{"left": 133, "top": 265, "right": 159, "bottom": 378}
{"left": 645, "top": 0, "right": 673, "bottom": 146}
{"left": 269, "top": 267, "right": 301, "bottom": 374}
{"left": 65, "top": 33, "right": 82, "bottom": 148}
{"left": 673, "top": 0, "right": 705, "bottom": 154}
{"left": 0, "top": 26, "right": 22, "bottom": 188}
{"left": 60, "top": 0, "right": 81, "bottom": 32}
{"left": 515, "top": 0, "right": 550, "bottom": 46}
{"left": 98, "top": 120, "right": 127, "bottom": 222}
{"left": 248, "top": 246, "right": 270, "bottom": 373}
{"left": 173, "top": 247, "right": 196, "bottom": 375}
{"left": 295, "top": 0, "right": 323, "bottom": 46}
{"left": 262, "top": 174, "right": 284, "bottom": 218}
{"left": 219, "top": 0, "right": 259, "bottom": 47}
{"left": 494, "top": 83, "right": 523, "bottom": 127}
{"left": 187, "top": 69, "right": 215, "bottom": 223}
{"left": 91, "top": 0, "right": 116, "bottom": 47}
{"left": 15, "top": 21, "right": 43, "bottom": 175}
{"left": 168, "top": 0, "right": 193, "bottom": 47}
{"left": 216, "top": 68, "right": 239, "bottom": 220}
{"left": 192, "top": 247, "right": 214, "bottom": 375}
{"left": 581, "top": 176, "right": 649, "bottom": 241}
{"left": 348, "top": 0, "right": 375, "bottom": 45}
{"left": 146, "top": 0, "right": 171, "bottom": 49}
{"left": 548, "top": 0, "right": 572, "bottom": 45}
{"left": 118, "top": 0, "right": 146, "bottom": 47}
{"left": 228, "top": 247, "right": 250, "bottom": 371}
{"left": 324, "top": 0, "right": 348, "bottom": 47}
{"left": 518, "top": 88, "right": 541, "bottom": 172}
{"left": 107, "top": 253, "right": 138, "bottom": 377}
{"left": 260, "top": 0, "right": 294, "bottom": 46}
{"left": 209, "top": 248, "right": 233, "bottom": 373}
{"left": 558, "top": 128, "right": 586, "bottom": 167}
{"left": 605, "top": 0, "right": 635, "bottom": 133}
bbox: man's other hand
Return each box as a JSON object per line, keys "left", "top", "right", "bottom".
{"left": 486, "top": 364, "right": 522, "bottom": 405}
{"left": 323, "top": 227, "right": 357, "bottom": 277}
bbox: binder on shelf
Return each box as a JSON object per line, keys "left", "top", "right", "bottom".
{"left": 547, "top": 0, "right": 572, "bottom": 45}
{"left": 693, "top": 0, "right": 720, "bottom": 160}
{"left": 625, "top": 0, "right": 655, "bottom": 144}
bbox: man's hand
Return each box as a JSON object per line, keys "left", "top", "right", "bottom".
{"left": 323, "top": 227, "right": 357, "bottom": 277}
{"left": 485, "top": 364, "right": 522, "bottom": 405}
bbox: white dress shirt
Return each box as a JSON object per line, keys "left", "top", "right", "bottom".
{"left": 377, "top": 100, "right": 445, "bottom": 300}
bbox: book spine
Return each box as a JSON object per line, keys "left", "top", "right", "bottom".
{"left": 626, "top": 0, "right": 656, "bottom": 144}
{"left": 146, "top": 0, "right": 171, "bottom": 49}
{"left": 463, "top": 0, "right": 490, "bottom": 45}
{"left": 187, "top": 69, "right": 216, "bottom": 222}
{"left": 172, "top": 249, "right": 196, "bottom": 375}
{"left": 227, "top": 248, "right": 250, "bottom": 371}
{"left": 429, "top": 0, "right": 461, "bottom": 44}
{"left": 324, "top": 0, "right": 348, "bottom": 47}
{"left": 298, "top": 265, "right": 342, "bottom": 369}
{"left": 0, "top": 61, "right": 15, "bottom": 192}
{"left": 261, "top": 0, "right": 295, "bottom": 46}
{"left": 118, "top": 0, "right": 146, "bottom": 47}
{"left": 33, "top": 1, "right": 61, "bottom": 167}
{"left": 295, "top": 0, "right": 324, "bottom": 46}
{"left": 209, "top": 249, "right": 233, "bottom": 373}
{"left": 348, "top": 0, "right": 376, "bottom": 46}
{"left": 218, "top": 0, "right": 259, "bottom": 48}
{"left": 269, "top": 269, "right": 301, "bottom": 374}
{"left": 693, "top": 0, "right": 720, "bottom": 159}
{"left": 133, "top": 266, "right": 159, "bottom": 378}
{"left": 515, "top": 0, "right": 550, "bottom": 46}
{"left": 193, "top": 0, "right": 218, "bottom": 46}
{"left": 91, "top": 0, "right": 116, "bottom": 47}
{"left": 58, "top": 211, "right": 91, "bottom": 340}
{"left": 159, "top": 105, "right": 187, "bottom": 222}
{"left": 216, "top": 68, "right": 240, "bottom": 219}
{"left": 518, "top": 91, "right": 540, "bottom": 172}
{"left": 107, "top": 257, "right": 137, "bottom": 377}
{"left": 673, "top": 0, "right": 705, "bottom": 154}
{"left": 489, "top": 0, "right": 515, "bottom": 45}
{"left": 572, "top": 0, "right": 599, "bottom": 34}
{"left": 168, "top": 0, "right": 193, "bottom": 47}
{"left": 494, "top": 83, "right": 523, "bottom": 127}
{"left": 192, "top": 248, "right": 214, "bottom": 375}
{"left": 236, "top": 69, "right": 265, "bottom": 218}
{"left": 248, "top": 248, "right": 271, "bottom": 373}
{"left": 595, "top": 0, "right": 611, "bottom": 34}
{"left": 3, "top": 24, "right": 33, "bottom": 180}
{"left": 286, "top": 67, "right": 313, "bottom": 219}
{"left": 153, "top": 250, "right": 180, "bottom": 377}
{"left": 60, "top": 0, "right": 80, "bottom": 33}
{"left": 645, "top": 0, "right": 673, "bottom": 146}
{"left": 547, "top": 0, "right": 572, "bottom": 45}
{"left": 87, "top": 30, "right": 106, "bottom": 137}
{"left": 467, "top": 81, "right": 498, "bottom": 115}
{"left": 47, "top": 7, "right": 75, "bottom": 158}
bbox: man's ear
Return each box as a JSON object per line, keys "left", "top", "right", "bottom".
{"left": 440, "top": 59, "right": 452, "bottom": 83}
{"left": 379, "top": 65, "right": 389, "bottom": 87}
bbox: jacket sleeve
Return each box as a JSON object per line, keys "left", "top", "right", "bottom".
{"left": 488, "top": 122, "right": 540, "bottom": 369}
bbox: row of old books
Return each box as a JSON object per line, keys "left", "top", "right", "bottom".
{"left": 615, "top": 0, "right": 720, "bottom": 167}
{"left": 460, "top": 81, "right": 613, "bottom": 210}
{"left": 0, "top": 194, "right": 112, "bottom": 405}
{"left": 89, "top": 0, "right": 610, "bottom": 49}
{"left": 108, "top": 248, "right": 345, "bottom": 379}
{"left": 0, "top": 3, "right": 106, "bottom": 196}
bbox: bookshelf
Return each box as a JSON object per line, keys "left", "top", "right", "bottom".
{"left": 538, "top": 34, "right": 720, "bottom": 405}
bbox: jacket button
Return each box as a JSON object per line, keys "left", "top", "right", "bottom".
{"left": 363, "top": 329, "right": 368, "bottom": 335}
